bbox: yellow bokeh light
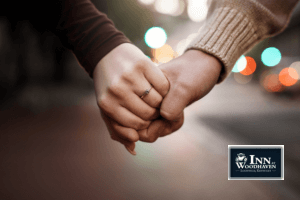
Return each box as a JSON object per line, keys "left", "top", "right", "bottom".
{"left": 152, "top": 44, "right": 174, "bottom": 63}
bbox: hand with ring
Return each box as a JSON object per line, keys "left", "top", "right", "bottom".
{"left": 93, "top": 43, "right": 170, "bottom": 155}
{"left": 140, "top": 86, "right": 152, "bottom": 99}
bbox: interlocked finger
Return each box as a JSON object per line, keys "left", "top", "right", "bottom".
{"left": 135, "top": 77, "right": 164, "bottom": 109}
{"left": 120, "top": 93, "right": 160, "bottom": 121}
{"left": 159, "top": 112, "right": 184, "bottom": 137}
{"left": 140, "top": 86, "right": 163, "bottom": 108}
{"left": 140, "top": 85, "right": 152, "bottom": 99}
{"left": 99, "top": 95, "right": 151, "bottom": 130}
{"left": 142, "top": 60, "right": 170, "bottom": 97}
{"left": 101, "top": 112, "right": 138, "bottom": 155}
{"left": 138, "top": 119, "right": 166, "bottom": 143}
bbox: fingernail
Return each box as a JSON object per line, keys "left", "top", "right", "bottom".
{"left": 126, "top": 146, "right": 137, "bottom": 156}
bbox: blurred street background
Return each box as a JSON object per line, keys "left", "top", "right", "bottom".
{"left": 1, "top": 0, "right": 300, "bottom": 199}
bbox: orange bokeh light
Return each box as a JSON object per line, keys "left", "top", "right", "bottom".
{"left": 152, "top": 44, "right": 174, "bottom": 63}
{"left": 240, "top": 56, "right": 256, "bottom": 75}
{"left": 263, "top": 74, "right": 284, "bottom": 92}
{"left": 279, "top": 67, "right": 298, "bottom": 86}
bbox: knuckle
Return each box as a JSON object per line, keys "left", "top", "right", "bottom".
{"left": 140, "top": 130, "right": 157, "bottom": 143}
{"left": 121, "top": 71, "right": 135, "bottom": 83}
{"left": 160, "top": 128, "right": 172, "bottom": 137}
{"left": 97, "top": 96, "right": 116, "bottom": 116}
{"left": 133, "top": 122, "right": 140, "bottom": 131}
{"left": 160, "top": 106, "right": 183, "bottom": 121}
{"left": 97, "top": 95, "right": 109, "bottom": 110}
{"left": 160, "top": 109, "right": 176, "bottom": 121}
{"left": 135, "top": 120, "right": 149, "bottom": 130}
{"left": 161, "top": 79, "right": 170, "bottom": 96}
{"left": 147, "top": 135, "right": 158, "bottom": 143}
{"left": 134, "top": 122, "right": 143, "bottom": 130}
{"left": 107, "top": 84, "right": 122, "bottom": 95}
{"left": 134, "top": 60, "right": 147, "bottom": 72}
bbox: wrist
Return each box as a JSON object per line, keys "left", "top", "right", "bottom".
{"left": 184, "top": 49, "right": 223, "bottom": 77}
{"left": 93, "top": 43, "right": 145, "bottom": 78}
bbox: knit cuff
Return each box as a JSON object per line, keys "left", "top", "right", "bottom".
{"left": 184, "top": 7, "right": 259, "bottom": 83}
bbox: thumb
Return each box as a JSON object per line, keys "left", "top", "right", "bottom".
{"left": 160, "top": 85, "right": 190, "bottom": 121}
{"left": 159, "top": 63, "right": 191, "bottom": 121}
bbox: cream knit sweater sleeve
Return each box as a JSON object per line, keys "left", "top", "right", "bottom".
{"left": 185, "top": 0, "right": 299, "bottom": 83}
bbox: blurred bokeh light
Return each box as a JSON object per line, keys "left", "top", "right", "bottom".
{"left": 1, "top": 1, "right": 300, "bottom": 199}
{"left": 176, "top": 39, "right": 187, "bottom": 56}
{"left": 289, "top": 61, "right": 300, "bottom": 80}
{"left": 151, "top": 44, "right": 174, "bottom": 63}
{"left": 234, "top": 73, "right": 253, "bottom": 84}
{"left": 261, "top": 47, "right": 282, "bottom": 67}
{"left": 261, "top": 73, "right": 284, "bottom": 92}
{"left": 279, "top": 67, "right": 298, "bottom": 86}
{"left": 145, "top": 27, "right": 167, "bottom": 48}
{"left": 137, "top": 0, "right": 202, "bottom": 20}
{"left": 187, "top": 0, "right": 208, "bottom": 22}
{"left": 232, "top": 55, "right": 247, "bottom": 73}
{"left": 172, "top": 0, "right": 186, "bottom": 16}
{"left": 240, "top": 56, "right": 256, "bottom": 75}
{"left": 138, "top": 0, "right": 155, "bottom": 5}
{"left": 154, "top": 0, "right": 179, "bottom": 15}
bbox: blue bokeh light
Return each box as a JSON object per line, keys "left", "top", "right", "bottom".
{"left": 261, "top": 47, "right": 281, "bottom": 67}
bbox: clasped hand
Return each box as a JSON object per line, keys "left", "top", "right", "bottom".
{"left": 93, "top": 43, "right": 222, "bottom": 155}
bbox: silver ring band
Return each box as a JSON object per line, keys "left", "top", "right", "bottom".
{"left": 140, "top": 86, "right": 152, "bottom": 99}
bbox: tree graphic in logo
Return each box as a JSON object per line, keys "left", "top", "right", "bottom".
{"left": 235, "top": 153, "right": 247, "bottom": 168}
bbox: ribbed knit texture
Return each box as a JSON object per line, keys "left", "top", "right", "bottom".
{"left": 185, "top": 0, "right": 299, "bottom": 83}
{"left": 186, "top": 7, "right": 258, "bottom": 83}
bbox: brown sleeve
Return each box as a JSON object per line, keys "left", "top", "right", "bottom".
{"left": 27, "top": 0, "right": 131, "bottom": 78}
